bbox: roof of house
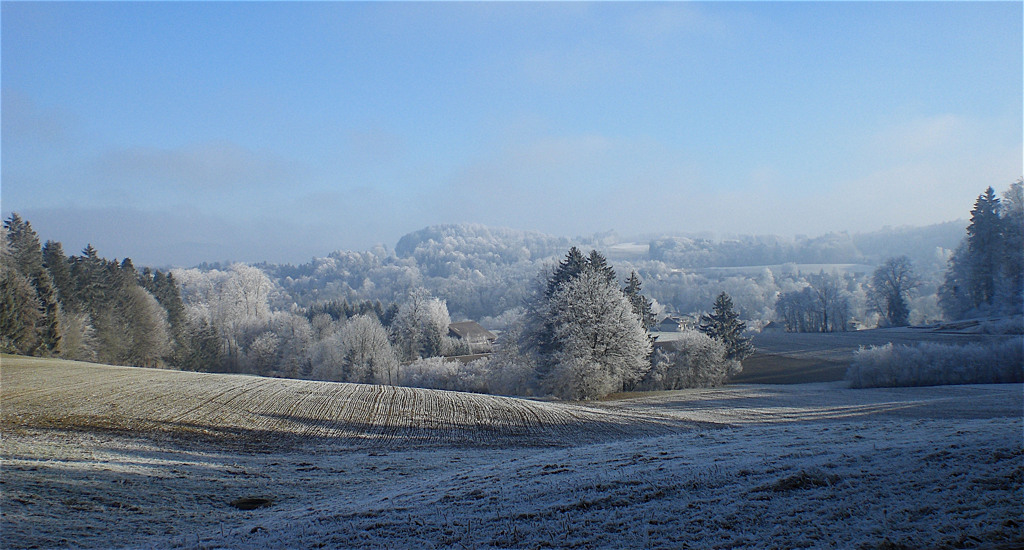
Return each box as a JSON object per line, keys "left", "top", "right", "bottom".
{"left": 448, "top": 321, "right": 497, "bottom": 341}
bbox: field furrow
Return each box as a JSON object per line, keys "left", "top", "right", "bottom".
{"left": 2, "top": 356, "right": 693, "bottom": 449}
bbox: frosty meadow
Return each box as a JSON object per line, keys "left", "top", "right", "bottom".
{"left": 2, "top": 355, "right": 1021, "bottom": 549}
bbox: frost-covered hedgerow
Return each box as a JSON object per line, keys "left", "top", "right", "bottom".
{"left": 846, "top": 339, "right": 1023, "bottom": 388}
{"left": 399, "top": 356, "right": 490, "bottom": 394}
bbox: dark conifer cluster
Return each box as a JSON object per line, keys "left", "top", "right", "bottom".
{"left": 1, "top": 214, "right": 218, "bottom": 369}
{"left": 939, "top": 181, "right": 1024, "bottom": 319}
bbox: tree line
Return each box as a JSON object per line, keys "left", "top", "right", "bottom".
{"left": 1, "top": 214, "right": 218, "bottom": 369}
{"left": 3, "top": 179, "right": 1017, "bottom": 399}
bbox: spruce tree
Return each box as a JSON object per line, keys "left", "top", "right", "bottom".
{"left": 699, "top": 292, "right": 754, "bottom": 361}
{"left": 546, "top": 247, "right": 587, "bottom": 298}
{"left": 3, "top": 214, "right": 62, "bottom": 355}
{"left": 0, "top": 263, "right": 43, "bottom": 354}
{"left": 966, "top": 187, "right": 1002, "bottom": 307}
{"left": 586, "top": 249, "right": 617, "bottom": 285}
{"left": 623, "top": 271, "right": 656, "bottom": 331}
{"left": 42, "top": 240, "right": 75, "bottom": 309}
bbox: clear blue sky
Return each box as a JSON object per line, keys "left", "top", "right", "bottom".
{"left": 3, "top": 2, "right": 1021, "bottom": 266}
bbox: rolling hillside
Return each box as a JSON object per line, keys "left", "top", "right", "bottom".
{"left": 1, "top": 355, "right": 692, "bottom": 450}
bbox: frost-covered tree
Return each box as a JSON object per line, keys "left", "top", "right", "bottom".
{"left": 57, "top": 311, "right": 98, "bottom": 362}
{"left": 246, "top": 331, "right": 280, "bottom": 376}
{"left": 868, "top": 256, "right": 918, "bottom": 327}
{"left": 175, "top": 263, "right": 276, "bottom": 372}
{"left": 0, "top": 259, "right": 42, "bottom": 354}
{"left": 699, "top": 292, "right": 753, "bottom": 361}
{"left": 121, "top": 284, "right": 172, "bottom": 367}
{"left": 940, "top": 182, "right": 1024, "bottom": 319}
{"left": 545, "top": 246, "right": 588, "bottom": 298}
{"left": 3, "top": 214, "right": 61, "bottom": 355}
{"left": 267, "top": 311, "right": 314, "bottom": 378}
{"left": 997, "top": 180, "right": 1023, "bottom": 311}
{"left": 775, "top": 273, "right": 851, "bottom": 333}
{"left": 338, "top": 314, "right": 399, "bottom": 384}
{"left": 484, "top": 313, "right": 540, "bottom": 396}
{"left": 543, "top": 270, "right": 651, "bottom": 400}
{"left": 391, "top": 288, "right": 450, "bottom": 361}
{"left": 966, "top": 187, "right": 1002, "bottom": 307}
{"left": 642, "top": 330, "right": 734, "bottom": 390}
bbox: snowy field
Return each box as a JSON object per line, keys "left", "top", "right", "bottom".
{"left": 2, "top": 356, "right": 1022, "bottom": 549}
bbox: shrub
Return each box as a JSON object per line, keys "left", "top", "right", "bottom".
{"left": 846, "top": 339, "right": 1023, "bottom": 388}
{"left": 399, "top": 356, "right": 489, "bottom": 394}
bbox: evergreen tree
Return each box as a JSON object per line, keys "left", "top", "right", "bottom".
{"left": 0, "top": 262, "right": 42, "bottom": 354}
{"left": 938, "top": 242, "right": 973, "bottom": 320}
{"left": 966, "top": 187, "right": 1002, "bottom": 307}
{"left": 546, "top": 247, "right": 587, "bottom": 298}
{"left": 3, "top": 214, "right": 61, "bottom": 355}
{"left": 42, "top": 240, "right": 75, "bottom": 309}
{"left": 623, "top": 271, "right": 656, "bottom": 331}
{"left": 586, "top": 249, "right": 617, "bottom": 285}
{"left": 940, "top": 182, "right": 1024, "bottom": 319}
{"left": 178, "top": 317, "right": 222, "bottom": 372}
{"left": 999, "top": 180, "right": 1023, "bottom": 311}
{"left": 699, "top": 292, "right": 754, "bottom": 361}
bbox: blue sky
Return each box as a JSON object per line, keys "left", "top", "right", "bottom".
{"left": 2, "top": 2, "right": 1021, "bottom": 266}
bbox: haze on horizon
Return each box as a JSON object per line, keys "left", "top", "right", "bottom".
{"left": 2, "top": 2, "right": 1021, "bottom": 267}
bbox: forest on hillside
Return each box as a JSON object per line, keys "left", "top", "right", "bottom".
{"left": 3, "top": 181, "right": 1021, "bottom": 399}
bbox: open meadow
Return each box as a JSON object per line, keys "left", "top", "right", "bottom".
{"left": 2, "top": 354, "right": 1022, "bottom": 549}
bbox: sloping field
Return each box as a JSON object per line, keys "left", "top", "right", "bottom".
{"left": 1, "top": 355, "right": 693, "bottom": 450}
{"left": 3, "top": 356, "right": 1021, "bottom": 549}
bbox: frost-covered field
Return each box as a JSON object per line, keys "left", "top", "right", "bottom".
{"left": 2, "top": 356, "right": 1021, "bottom": 549}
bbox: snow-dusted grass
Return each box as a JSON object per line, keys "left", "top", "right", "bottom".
{"left": 847, "top": 339, "right": 1023, "bottom": 388}
{"left": 2, "top": 356, "right": 1022, "bottom": 549}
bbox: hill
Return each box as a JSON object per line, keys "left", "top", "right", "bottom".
{"left": 0, "top": 355, "right": 690, "bottom": 450}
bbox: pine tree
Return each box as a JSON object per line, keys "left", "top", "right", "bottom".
{"left": 0, "top": 263, "right": 43, "bottom": 354}
{"left": 699, "top": 292, "right": 754, "bottom": 361}
{"left": 940, "top": 183, "right": 1023, "bottom": 319}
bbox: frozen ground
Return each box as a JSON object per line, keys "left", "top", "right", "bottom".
{"left": 736, "top": 327, "right": 1019, "bottom": 384}
{"left": 2, "top": 356, "right": 1022, "bottom": 549}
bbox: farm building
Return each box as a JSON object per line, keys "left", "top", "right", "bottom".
{"left": 655, "top": 316, "right": 683, "bottom": 332}
{"left": 448, "top": 321, "right": 497, "bottom": 353}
